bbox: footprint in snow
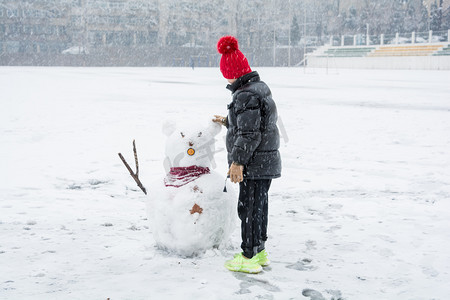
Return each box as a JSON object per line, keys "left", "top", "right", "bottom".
{"left": 286, "top": 258, "right": 317, "bottom": 271}
{"left": 302, "top": 289, "right": 326, "bottom": 300}
{"left": 305, "top": 240, "right": 317, "bottom": 250}
{"left": 233, "top": 272, "right": 281, "bottom": 295}
{"left": 326, "top": 289, "right": 344, "bottom": 300}
{"left": 303, "top": 288, "right": 345, "bottom": 300}
{"left": 422, "top": 266, "right": 439, "bottom": 277}
{"left": 325, "top": 225, "right": 342, "bottom": 233}
{"left": 328, "top": 203, "right": 343, "bottom": 210}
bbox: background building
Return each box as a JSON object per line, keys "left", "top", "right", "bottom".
{"left": 0, "top": 0, "right": 449, "bottom": 66}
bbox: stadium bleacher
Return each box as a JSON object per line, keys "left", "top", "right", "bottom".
{"left": 315, "top": 44, "right": 450, "bottom": 58}
{"left": 320, "top": 47, "right": 376, "bottom": 57}
{"left": 369, "top": 45, "right": 444, "bottom": 57}
{"left": 433, "top": 45, "right": 450, "bottom": 56}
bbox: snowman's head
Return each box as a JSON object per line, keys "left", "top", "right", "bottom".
{"left": 162, "top": 119, "right": 221, "bottom": 169}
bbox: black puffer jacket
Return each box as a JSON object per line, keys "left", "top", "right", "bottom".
{"left": 226, "top": 71, "right": 281, "bottom": 179}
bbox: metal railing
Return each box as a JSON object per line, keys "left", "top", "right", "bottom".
{"left": 329, "top": 29, "right": 450, "bottom": 47}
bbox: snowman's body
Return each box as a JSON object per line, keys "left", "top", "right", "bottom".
{"left": 146, "top": 120, "right": 236, "bottom": 256}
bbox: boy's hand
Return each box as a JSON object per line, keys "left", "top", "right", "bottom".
{"left": 212, "top": 115, "right": 227, "bottom": 126}
{"left": 228, "top": 162, "right": 244, "bottom": 183}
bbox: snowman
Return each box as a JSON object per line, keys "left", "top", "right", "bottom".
{"left": 139, "top": 120, "right": 237, "bottom": 257}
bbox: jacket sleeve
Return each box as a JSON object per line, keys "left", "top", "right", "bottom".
{"left": 231, "top": 91, "right": 262, "bottom": 165}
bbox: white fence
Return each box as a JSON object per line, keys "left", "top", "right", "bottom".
{"left": 305, "top": 29, "right": 450, "bottom": 70}
{"left": 330, "top": 30, "right": 450, "bottom": 47}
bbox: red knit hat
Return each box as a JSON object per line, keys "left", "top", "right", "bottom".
{"left": 217, "top": 36, "right": 252, "bottom": 79}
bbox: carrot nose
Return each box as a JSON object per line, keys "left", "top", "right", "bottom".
{"left": 187, "top": 148, "right": 195, "bottom": 156}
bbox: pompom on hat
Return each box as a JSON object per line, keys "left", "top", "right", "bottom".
{"left": 217, "top": 36, "right": 252, "bottom": 79}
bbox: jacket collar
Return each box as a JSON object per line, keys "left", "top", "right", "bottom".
{"left": 226, "top": 71, "right": 260, "bottom": 93}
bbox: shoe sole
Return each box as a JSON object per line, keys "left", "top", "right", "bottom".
{"left": 225, "top": 266, "right": 262, "bottom": 274}
{"left": 225, "top": 263, "right": 262, "bottom": 274}
{"left": 259, "top": 261, "right": 270, "bottom": 267}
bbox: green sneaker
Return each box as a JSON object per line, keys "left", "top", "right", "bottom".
{"left": 225, "top": 253, "right": 262, "bottom": 274}
{"left": 255, "top": 249, "right": 270, "bottom": 267}
{"left": 233, "top": 250, "right": 270, "bottom": 266}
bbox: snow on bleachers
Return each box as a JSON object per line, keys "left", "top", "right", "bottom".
{"left": 433, "top": 45, "right": 450, "bottom": 56}
{"left": 369, "top": 44, "right": 445, "bottom": 57}
{"left": 320, "top": 47, "right": 376, "bottom": 57}
{"left": 313, "top": 43, "right": 450, "bottom": 58}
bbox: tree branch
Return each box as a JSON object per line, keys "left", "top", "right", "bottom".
{"left": 133, "top": 140, "right": 139, "bottom": 177}
{"left": 118, "top": 140, "right": 147, "bottom": 195}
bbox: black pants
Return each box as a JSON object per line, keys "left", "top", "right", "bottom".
{"left": 238, "top": 179, "right": 272, "bottom": 259}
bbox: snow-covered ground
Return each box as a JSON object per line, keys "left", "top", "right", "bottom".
{"left": 1, "top": 67, "right": 449, "bottom": 300}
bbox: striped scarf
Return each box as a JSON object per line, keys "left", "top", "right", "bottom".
{"left": 164, "top": 166, "right": 210, "bottom": 188}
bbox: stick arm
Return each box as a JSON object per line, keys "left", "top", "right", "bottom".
{"left": 118, "top": 140, "right": 147, "bottom": 195}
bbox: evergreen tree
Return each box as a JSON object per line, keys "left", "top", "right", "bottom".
{"left": 390, "top": 1, "right": 404, "bottom": 34}
{"left": 430, "top": 2, "right": 442, "bottom": 31}
{"left": 420, "top": 1, "right": 430, "bottom": 31}
{"left": 402, "top": 0, "right": 426, "bottom": 32}
{"left": 344, "top": 6, "right": 357, "bottom": 33}
{"left": 291, "top": 15, "right": 301, "bottom": 46}
{"left": 443, "top": 6, "right": 450, "bottom": 30}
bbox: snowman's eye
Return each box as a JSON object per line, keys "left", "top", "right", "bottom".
{"left": 198, "top": 132, "right": 202, "bottom": 137}
{"left": 180, "top": 132, "right": 185, "bottom": 138}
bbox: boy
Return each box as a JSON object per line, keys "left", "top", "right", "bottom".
{"left": 213, "top": 36, "right": 281, "bottom": 274}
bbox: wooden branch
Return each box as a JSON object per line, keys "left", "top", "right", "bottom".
{"left": 118, "top": 140, "right": 147, "bottom": 195}
{"left": 133, "top": 140, "right": 139, "bottom": 177}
